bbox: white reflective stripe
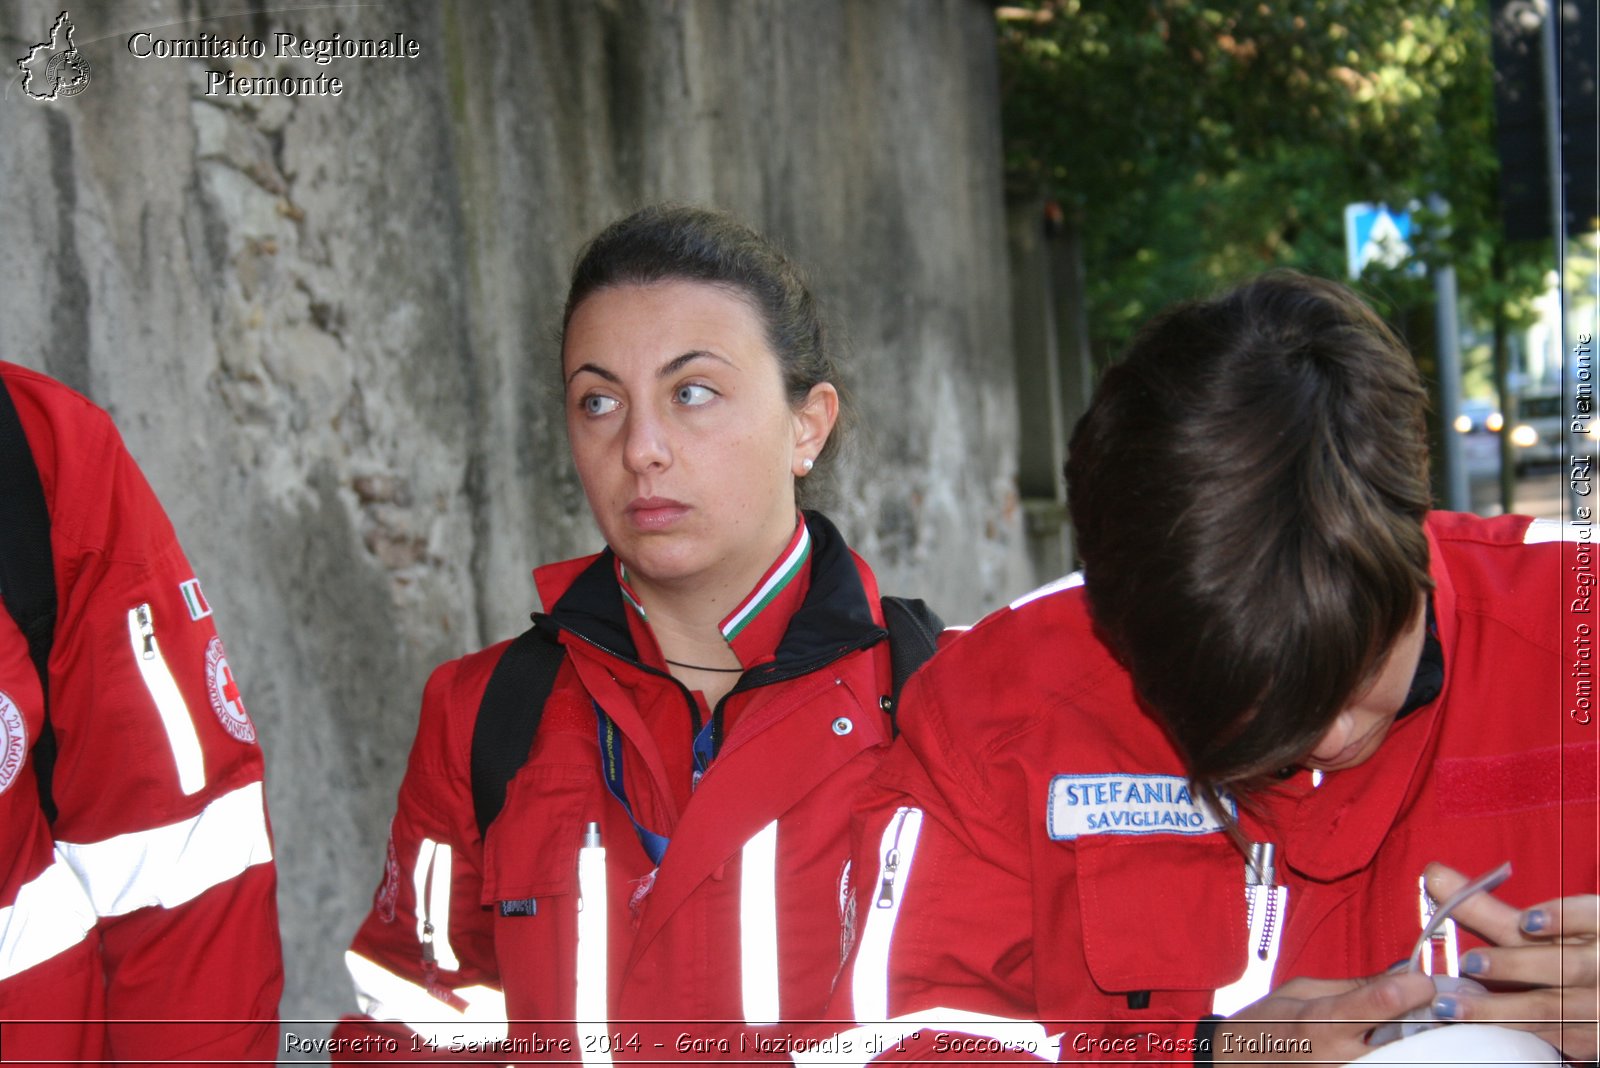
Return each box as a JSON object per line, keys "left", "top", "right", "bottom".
{"left": 1523, "top": 518, "right": 1583, "bottom": 543}
{"left": 575, "top": 841, "right": 611, "bottom": 1065}
{"left": 413, "top": 838, "right": 460, "bottom": 972}
{"left": 430, "top": 841, "right": 458, "bottom": 971}
{"left": 788, "top": 1009, "right": 1061, "bottom": 1066}
{"left": 127, "top": 604, "right": 206, "bottom": 795}
{"left": 740, "top": 818, "right": 781, "bottom": 1026}
{"left": 345, "top": 950, "right": 508, "bottom": 1048}
{"left": 56, "top": 779, "right": 273, "bottom": 916}
{"left": 412, "top": 839, "right": 436, "bottom": 951}
{"left": 0, "top": 850, "right": 98, "bottom": 980}
{"left": 1008, "top": 571, "right": 1083, "bottom": 611}
{"left": 851, "top": 806, "right": 923, "bottom": 1024}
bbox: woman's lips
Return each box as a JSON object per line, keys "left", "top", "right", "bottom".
{"left": 625, "top": 497, "right": 691, "bottom": 530}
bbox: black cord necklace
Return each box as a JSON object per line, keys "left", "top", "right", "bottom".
{"left": 664, "top": 658, "right": 743, "bottom": 673}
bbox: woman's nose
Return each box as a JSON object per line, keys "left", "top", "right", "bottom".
{"left": 622, "top": 410, "right": 671, "bottom": 473}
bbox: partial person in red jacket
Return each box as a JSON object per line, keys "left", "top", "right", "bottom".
{"left": 338, "top": 205, "right": 932, "bottom": 1060}
{"left": 0, "top": 362, "right": 282, "bottom": 1064}
{"left": 821, "top": 273, "right": 1597, "bottom": 1064}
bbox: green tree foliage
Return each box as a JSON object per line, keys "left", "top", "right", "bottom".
{"left": 999, "top": 0, "right": 1546, "bottom": 361}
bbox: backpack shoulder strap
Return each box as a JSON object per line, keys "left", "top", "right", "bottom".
{"left": 470, "top": 618, "right": 567, "bottom": 840}
{"left": 879, "top": 595, "right": 944, "bottom": 733}
{"left": 0, "top": 373, "right": 59, "bottom": 822}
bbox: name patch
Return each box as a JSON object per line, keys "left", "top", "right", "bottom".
{"left": 1047, "top": 773, "right": 1233, "bottom": 840}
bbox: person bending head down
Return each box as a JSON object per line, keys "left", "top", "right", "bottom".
{"left": 1066, "top": 271, "right": 1435, "bottom": 805}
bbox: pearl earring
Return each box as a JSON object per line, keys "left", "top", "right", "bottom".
{"left": 801, "top": 458, "right": 814, "bottom": 473}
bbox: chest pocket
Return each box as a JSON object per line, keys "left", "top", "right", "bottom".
{"left": 480, "top": 763, "right": 593, "bottom": 911}
{"left": 1071, "top": 834, "right": 1248, "bottom": 996}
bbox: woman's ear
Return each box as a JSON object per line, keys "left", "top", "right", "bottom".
{"left": 792, "top": 383, "right": 839, "bottom": 475}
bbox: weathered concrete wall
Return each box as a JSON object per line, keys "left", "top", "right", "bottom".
{"left": 0, "top": 0, "right": 1032, "bottom": 1031}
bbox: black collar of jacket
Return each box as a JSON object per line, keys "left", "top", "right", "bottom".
{"left": 536, "top": 510, "right": 887, "bottom": 683}
{"left": 1395, "top": 592, "right": 1444, "bottom": 721}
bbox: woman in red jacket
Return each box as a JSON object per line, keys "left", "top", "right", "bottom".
{"left": 338, "top": 205, "right": 921, "bottom": 1061}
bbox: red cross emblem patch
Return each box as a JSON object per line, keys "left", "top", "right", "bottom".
{"left": 0, "top": 691, "right": 26, "bottom": 796}
{"left": 204, "top": 637, "right": 256, "bottom": 744}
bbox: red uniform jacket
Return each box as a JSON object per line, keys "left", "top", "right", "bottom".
{"left": 822, "top": 511, "right": 1596, "bottom": 1063}
{"left": 340, "top": 513, "right": 903, "bottom": 1061}
{"left": 0, "top": 363, "right": 282, "bottom": 1064}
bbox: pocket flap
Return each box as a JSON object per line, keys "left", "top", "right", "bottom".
{"left": 1076, "top": 834, "right": 1248, "bottom": 992}
{"left": 480, "top": 763, "right": 592, "bottom": 905}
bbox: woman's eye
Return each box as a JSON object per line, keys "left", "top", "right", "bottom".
{"left": 581, "top": 395, "right": 620, "bottom": 416}
{"left": 675, "top": 383, "right": 714, "bottom": 406}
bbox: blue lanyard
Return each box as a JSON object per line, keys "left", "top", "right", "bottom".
{"left": 594, "top": 703, "right": 672, "bottom": 866}
{"left": 691, "top": 714, "right": 718, "bottom": 783}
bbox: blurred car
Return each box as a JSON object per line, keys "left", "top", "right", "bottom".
{"left": 1453, "top": 398, "right": 1504, "bottom": 436}
{"left": 1509, "top": 392, "right": 1563, "bottom": 471}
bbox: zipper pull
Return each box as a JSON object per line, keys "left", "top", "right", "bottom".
{"left": 875, "top": 809, "right": 912, "bottom": 908}
{"left": 135, "top": 604, "right": 157, "bottom": 660}
{"left": 1246, "top": 842, "right": 1276, "bottom": 889}
{"left": 420, "top": 920, "right": 436, "bottom": 965}
{"left": 876, "top": 848, "right": 900, "bottom": 908}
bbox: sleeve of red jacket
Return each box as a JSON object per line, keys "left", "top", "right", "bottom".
{"left": 809, "top": 666, "right": 1064, "bottom": 1066}
{"left": 334, "top": 652, "right": 509, "bottom": 1061}
{"left": 36, "top": 390, "right": 282, "bottom": 1063}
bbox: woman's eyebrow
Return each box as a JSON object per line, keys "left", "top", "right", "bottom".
{"left": 658, "top": 350, "right": 734, "bottom": 378}
{"left": 566, "top": 362, "right": 619, "bottom": 386}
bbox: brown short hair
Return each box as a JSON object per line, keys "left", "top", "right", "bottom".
{"left": 1066, "top": 272, "right": 1433, "bottom": 796}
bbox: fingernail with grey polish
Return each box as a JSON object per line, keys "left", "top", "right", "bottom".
{"left": 1460, "top": 951, "right": 1487, "bottom": 976}
{"left": 1432, "top": 995, "right": 1461, "bottom": 1019}
{"left": 1521, "top": 909, "right": 1549, "bottom": 933}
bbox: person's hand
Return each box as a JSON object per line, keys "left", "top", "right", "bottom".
{"left": 1424, "top": 862, "right": 1599, "bottom": 1062}
{"left": 1212, "top": 971, "right": 1436, "bottom": 1064}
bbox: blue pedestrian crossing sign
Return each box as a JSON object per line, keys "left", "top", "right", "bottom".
{"left": 1344, "top": 202, "right": 1413, "bottom": 279}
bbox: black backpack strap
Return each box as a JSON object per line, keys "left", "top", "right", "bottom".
{"left": 0, "top": 374, "right": 59, "bottom": 823}
{"left": 880, "top": 595, "right": 944, "bottom": 733}
{"left": 469, "top": 619, "right": 566, "bottom": 839}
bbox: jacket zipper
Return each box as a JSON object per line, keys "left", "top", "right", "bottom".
{"left": 415, "top": 839, "right": 457, "bottom": 972}
{"left": 1211, "top": 842, "right": 1287, "bottom": 1016}
{"left": 876, "top": 810, "right": 912, "bottom": 907}
{"left": 851, "top": 806, "right": 924, "bottom": 1023}
{"left": 126, "top": 603, "right": 206, "bottom": 796}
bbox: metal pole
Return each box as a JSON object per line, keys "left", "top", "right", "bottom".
{"left": 1539, "top": 0, "right": 1578, "bottom": 517}
{"left": 1435, "top": 264, "right": 1469, "bottom": 511}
